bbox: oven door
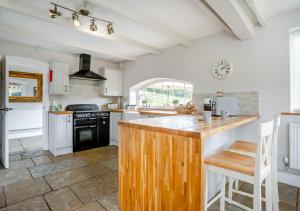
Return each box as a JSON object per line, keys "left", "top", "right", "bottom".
{"left": 74, "top": 124, "right": 98, "bottom": 151}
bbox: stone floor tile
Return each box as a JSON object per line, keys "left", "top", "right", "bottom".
{"left": 70, "top": 178, "right": 106, "bottom": 204}
{"left": 9, "top": 153, "right": 22, "bottom": 162}
{"left": 95, "top": 170, "right": 118, "bottom": 194}
{"left": 98, "top": 192, "right": 119, "bottom": 211}
{"left": 298, "top": 188, "right": 300, "bottom": 211}
{"left": 0, "top": 196, "right": 49, "bottom": 211}
{"left": 29, "top": 158, "right": 87, "bottom": 177}
{"left": 0, "top": 168, "right": 31, "bottom": 187}
{"left": 70, "top": 171, "right": 118, "bottom": 204}
{"left": 279, "top": 202, "right": 297, "bottom": 211}
{"left": 278, "top": 182, "right": 298, "bottom": 208}
{"left": 76, "top": 147, "right": 118, "bottom": 165}
{"left": 98, "top": 158, "right": 118, "bottom": 171}
{"left": 0, "top": 188, "right": 5, "bottom": 208}
{"left": 45, "top": 168, "right": 92, "bottom": 190}
{"left": 32, "top": 155, "right": 53, "bottom": 166}
{"left": 9, "top": 159, "right": 35, "bottom": 170}
{"left": 4, "top": 178, "right": 51, "bottom": 206}
{"left": 21, "top": 150, "right": 47, "bottom": 159}
{"left": 44, "top": 188, "right": 83, "bottom": 211}
{"left": 75, "top": 202, "right": 106, "bottom": 211}
{"left": 81, "top": 164, "right": 111, "bottom": 178}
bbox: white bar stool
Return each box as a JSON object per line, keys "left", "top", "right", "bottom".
{"left": 228, "top": 116, "right": 280, "bottom": 211}
{"left": 204, "top": 119, "right": 275, "bottom": 211}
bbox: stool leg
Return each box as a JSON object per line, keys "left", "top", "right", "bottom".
{"left": 265, "top": 174, "right": 272, "bottom": 211}
{"left": 228, "top": 177, "right": 234, "bottom": 202}
{"left": 272, "top": 174, "right": 279, "bottom": 211}
{"left": 253, "top": 179, "right": 262, "bottom": 211}
{"left": 235, "top": 179, "right": 239, "bottom": 190}
{"left": 205, "top": 166, "right": 209, "bottom": 211}
{"left": 220, "top": 175, "right": 226, "bottom": 211}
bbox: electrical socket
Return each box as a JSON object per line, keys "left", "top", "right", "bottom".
{"left": 283, "top": 157, "right": 289, "bottom": 166}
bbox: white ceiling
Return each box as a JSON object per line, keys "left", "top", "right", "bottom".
{"left": 0, "top": 0, "right": 299, "bottom": 62}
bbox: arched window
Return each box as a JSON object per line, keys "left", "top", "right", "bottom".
{"left": 129, "top": 78, "right": 193, "bottom": 108}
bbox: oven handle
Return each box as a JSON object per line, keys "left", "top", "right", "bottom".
{"left": 75, "top": 125, "right": 97, "bottom": 129}
{"left": 75, "top": 118, "right": 97, "bottom": 121}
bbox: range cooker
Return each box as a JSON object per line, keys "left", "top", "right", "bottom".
{"left": 66, "top": 104, "right": 110, "bottom": 152}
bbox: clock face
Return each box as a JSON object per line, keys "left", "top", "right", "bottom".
{"left": 212, "top": 60, "right": 233, "bottom": 80}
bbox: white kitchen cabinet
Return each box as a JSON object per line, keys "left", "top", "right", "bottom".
{"left": 48, "top": 113, "right": 73, "bottom": 156}
{"left": 99, "top": 68, "right": 123, "bottom": 96}
{"left": 110, "top": 112, "right": 140, "bottom": 146}
{"left": 49, "top": 61, "right": 69, "bottom": 95}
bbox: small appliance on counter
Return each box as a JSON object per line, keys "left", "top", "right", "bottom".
{"left": 65, "top": 104, "right": 110, "bottom": 152}
{"left": 107, "top": 103, "right": 119, "bottom": 110}
{"left": 211, "top": 97, "right": 240, "bottom": 116}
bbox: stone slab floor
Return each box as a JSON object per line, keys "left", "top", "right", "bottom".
{"left": 0, "top": 145, "right": 298, "bottom": 210}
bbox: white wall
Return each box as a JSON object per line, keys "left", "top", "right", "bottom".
{"left": 123, "top": 9, "right": 300, "bottom": 173}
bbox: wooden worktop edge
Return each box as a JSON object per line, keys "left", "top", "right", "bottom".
{"left": 49, "top": 111, "right": 73, "bottom": 115}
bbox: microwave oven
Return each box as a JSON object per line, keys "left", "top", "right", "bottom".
{"left": 211, "top": 97, "right": 240, "bottom": 116}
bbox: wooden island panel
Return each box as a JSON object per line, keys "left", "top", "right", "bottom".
{"left": 119, "top": 125, "right": 204, "bottom": 211}
{"left": 118, "top": 115, "right": 258, "bottom": 211}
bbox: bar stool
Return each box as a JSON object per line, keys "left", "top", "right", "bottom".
{"left": 204, "top": 119, "right": 274, "bottom": 211}
{"left": 228, "top": 116, "right": 280, "bottom": 211}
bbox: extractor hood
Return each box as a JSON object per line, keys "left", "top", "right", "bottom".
{"left": 69, "top": 54, "right": 107, "bottom": 81}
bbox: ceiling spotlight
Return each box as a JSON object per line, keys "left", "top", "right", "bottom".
{"left": 49, "top": 4, "right": 61, "bottom": 19}
{"left": 107, "top": 23, "right": 114, "bottom": 34}
{"left": 90, "top": 18, "right": 97, "bottom": 31}
{"left": 72, "top": 13, "right": 81, "bottom": 27}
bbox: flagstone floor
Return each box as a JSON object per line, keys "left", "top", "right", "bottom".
{"left": 0, "top": 144, "right": 299, "bottom": 211}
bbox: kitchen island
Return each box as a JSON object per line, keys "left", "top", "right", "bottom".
{"left": 118, "top": 115, "right": 258, "bottom": 211}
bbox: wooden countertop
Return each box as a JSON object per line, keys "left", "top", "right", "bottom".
{"left": 281, "top": 112, "right": 300, "bottom": 116}
{"left": 110, "top": 109, "right": 139, "bottom": 113}
{"left": 49, "top": 111, "right": 73, "bottom": 115}
{"left": 111, "top": 109, "right": 178, "bottom": 116}
{"left": 119, "top": 115, "right": 259, "bottom": 139}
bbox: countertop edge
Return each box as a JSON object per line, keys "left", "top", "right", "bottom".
{"left": 119, "top": 115, "right": 259, "bottom": 139}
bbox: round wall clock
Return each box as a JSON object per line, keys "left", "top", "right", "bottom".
{"left": 211, "top": 60, "right": 233, "bottom": 80}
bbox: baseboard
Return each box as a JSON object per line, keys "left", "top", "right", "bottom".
{"left": 278, "top": 170, "right": 300, "bottom": 187}
{"left": 8, "top": 128, "right": 43, "bottom": 139}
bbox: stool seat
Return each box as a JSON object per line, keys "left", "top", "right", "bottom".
{"left": 229, "top": 140, "right": 257, "bottom": 154}
{"left": 205, "top": 150, "right": 255, "bottom": 176}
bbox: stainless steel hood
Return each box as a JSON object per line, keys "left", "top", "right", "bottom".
{"left": 69, "top": 54, "right": 107, "bottom": 81}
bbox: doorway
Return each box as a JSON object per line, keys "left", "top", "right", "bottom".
{"left": 0, "top": 56, "right": 49, "bottom": 168}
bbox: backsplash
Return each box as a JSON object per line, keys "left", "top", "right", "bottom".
{"left": 193, "top": 92, "right": 260, "bottom": 115}
{"left": 50, "top": 79, "right": 118, "bottom": 110}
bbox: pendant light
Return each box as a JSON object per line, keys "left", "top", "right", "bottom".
{"left": 49, "top": 4, "right": 61, "bottom": 18}
{"left": 90, "top": 18, "right": 97, "bottom": 31}
{"left": 107, "top": 23, "right": 114, "bottom": 35}
{"left": 72, "top": 13, "right": 81, "bottom": 27}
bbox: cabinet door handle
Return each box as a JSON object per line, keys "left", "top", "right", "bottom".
{"left": 65, "top": 85, "right": 68, "bottom": 93}
{"left": 105, "top": 88, "right": 107, "bottom": 93}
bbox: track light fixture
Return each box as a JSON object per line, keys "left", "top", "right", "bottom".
{"left": 90, "top": 19, "right": 97, "bottom": 31}
{"left": 107, "top": 23, "right": 114, "bottom": 35}
{"left": 49, "top": 2, "right": 115, "bottom": 34}
{"left": 49, "top": 4, "right": 62, "bottom": 19}
{"left": 72, "top": 13, "right": 81, "bottom": 27}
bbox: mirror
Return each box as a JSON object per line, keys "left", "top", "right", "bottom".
{"left": 8, "top": 71, "right": 43, "bottom": 103}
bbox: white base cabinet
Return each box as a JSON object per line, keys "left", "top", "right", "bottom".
{"left": 110, "top": 112, "right": 140, "bottom": 146}
{"left": 49, "top": 113, "right": 73, "bottom": 156}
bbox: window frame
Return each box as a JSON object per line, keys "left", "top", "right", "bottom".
{"left": 290, "top": 28, "right": 300, "bottom": 112}
{"left": 129, "top": 78, "right": 193, "bottom": 109}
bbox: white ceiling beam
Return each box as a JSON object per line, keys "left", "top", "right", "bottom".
{"left": 192, "top": 0, "right": 228, "bottom": 29}
{"left": 87, "top": 0, "right": 192, "bottom": 46}
{"left": 245, "top": 0, "right": 267, "bottom": 27}
{"left": 0, "top": 21, "right": 135, "bottom": 61}
{"left": 205, "top": 0, "right": 256, "bottom": 40}
{"left": 0, "top": 0, "right": 160, "bottom": 55}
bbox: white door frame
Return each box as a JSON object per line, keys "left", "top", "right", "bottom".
{"left": 4, "top": 56, "right": 49, "bottom": 166}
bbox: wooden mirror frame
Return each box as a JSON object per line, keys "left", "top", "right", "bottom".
{"left": 9, "top": 71, "right": 43, "bottom": 103}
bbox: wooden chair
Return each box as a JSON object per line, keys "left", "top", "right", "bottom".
{"left": 228, "top": 116, "right": 280, "bottom": 211}
{"left": 204, "top": 119, "right": 274, "bottom": 211}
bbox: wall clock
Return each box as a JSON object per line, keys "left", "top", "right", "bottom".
{"left": 211, "top": 60, "right": 233, "bottom": 80}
